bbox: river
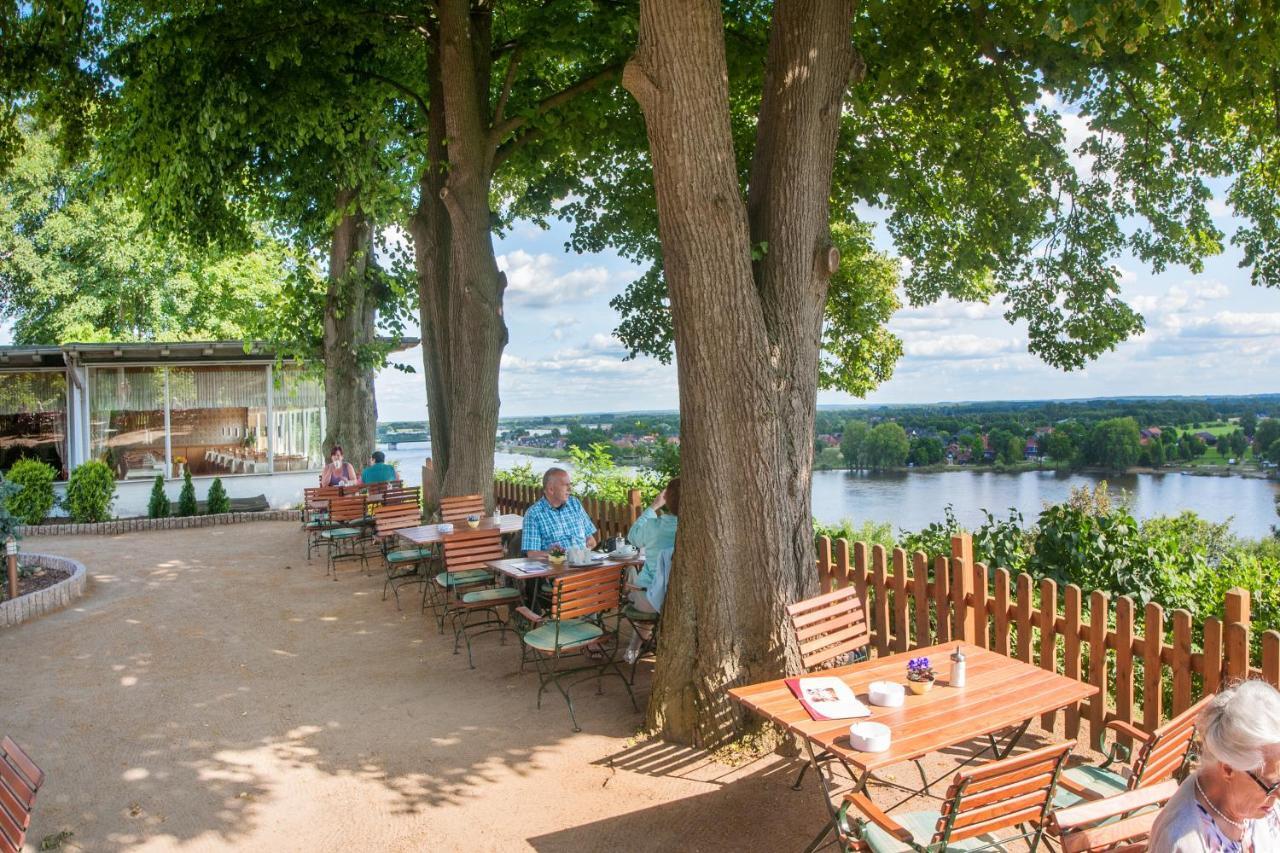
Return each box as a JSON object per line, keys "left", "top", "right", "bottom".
{"left": 382, "top": 443, "right": 1280, "bottom": 540}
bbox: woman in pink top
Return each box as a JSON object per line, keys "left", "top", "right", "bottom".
{"left": 320, "top": 445, "right": 358, "bottom": 487}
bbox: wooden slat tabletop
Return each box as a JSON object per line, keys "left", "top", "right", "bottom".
{"left": 487, "top": 554, "right": 642, "bottom": 581}
{"left": 729, "top": 643, "right": 1097, "bottom": 773}
{"left": 397, "top": 514, "right": 524, "bottom": 545}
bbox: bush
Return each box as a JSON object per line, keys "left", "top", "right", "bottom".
{"left": 813, "top": 518, "right": 895, "bottom": 550}
{"left": 177, "top": 469, "right": 198, "bottom": 517}
{"left": 65, "top": 461, "right": 116, "bottom": 523}
{"left": 4, "top": 458, "right": 57, "bottom": 525}
{"left": 0, "top": 475, "right": 22, "bottom": 542}
{"left": 207, "top": 477, "right": 230, "bottom": 515}
{"left": 147, "top": 474, "right": 170, "bottom": 519}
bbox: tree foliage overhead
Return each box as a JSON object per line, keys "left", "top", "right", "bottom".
{"left": 0, "top": 120, "right": 297, "bottom": 344}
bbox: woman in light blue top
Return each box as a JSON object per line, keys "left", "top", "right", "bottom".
{"left": 623, "top": 478, "right": 679, "bottom": 663}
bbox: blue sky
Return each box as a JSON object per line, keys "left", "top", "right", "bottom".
{"left": 376, "top": 209, "right": 1280, "bottom": 421}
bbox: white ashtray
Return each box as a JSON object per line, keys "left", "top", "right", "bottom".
{"left": 436, "top": 522, "right": 454, "bottom": 533}
{"left": 868, "top": 681, "right": 905, "bottom": 708}
{"left": 849, "top": 722, "right": 891, "bottom": 753}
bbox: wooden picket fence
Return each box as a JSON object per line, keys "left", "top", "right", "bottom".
{"left": 817, "top": 534, "right": 1280, "bottom": 750}
{"left": 492, "top": 480, "right": 644, "bottom": 542}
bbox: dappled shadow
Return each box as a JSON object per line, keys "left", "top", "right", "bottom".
{"left": 4, "top": 522, "right": 643, "bottom": 850}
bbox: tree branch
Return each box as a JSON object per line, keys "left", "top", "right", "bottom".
{"left": 491, "top": 44, "right": 523, "bottom": 130}
{"left": 492, "top": 127, "right": 543, "bottom": 172}
{"left": 361, "top": 71, "right": 430, "bottom": 120}
{"left": 488, "top": 62, "right": 622, "bottom": 148}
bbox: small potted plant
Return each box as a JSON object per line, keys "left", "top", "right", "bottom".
{"left": 466, "top": 513, "right": 480, "bottom": 529}
{"left": 547, "top": 544, "right": 567, "bottom": 566}
{"left": 906, "top": 656, "right": 935, "bottom": 694}
{"left": 173, "top": 456, "right": 187, "bottom": 478}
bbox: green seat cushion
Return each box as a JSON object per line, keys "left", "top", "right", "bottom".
{"left": 461, "top": 587, "right": 522, "bottom": 605}
{"left": 434, "top": 569, "right": 492, "bottom": 588}
{"left": 386, "top": 548, "right": 432, "bottom": 563}
{"left": 1052, "top": 765, "right": 1129, "bottom": 809}
{"left": 522, "top": 619, "right": 604, "bottom": 652}
{"left": 860, "top": 809, "right": 1010, "bottom": 852}
{"left": 623, "top": 605, "right": 659, "bottom": 622}
{"left": 304, "top": 519, "right": 335, "bottom": 529}
{"left": 321, "top": 527, "right": 361, "bottom": 539}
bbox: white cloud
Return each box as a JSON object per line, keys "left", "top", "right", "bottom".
{"left": 901, "top": 333, "right": 1025, "bottom": 360}
{"left": 1132, "top": 280, "right": 1230, "bottom": 315}
{"left": 498, "top": 250, "right": 613, "bottom": 307}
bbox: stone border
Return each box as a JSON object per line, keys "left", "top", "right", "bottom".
{"left": 0, "top": 554, "right": 87, "bottom": 628}
{"left": 19, "top": 510, "right": 302, "bottom": 537}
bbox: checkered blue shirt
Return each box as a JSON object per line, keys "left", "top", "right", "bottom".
{"left": 521, "top": 496, "right": 597, "bottom": 553}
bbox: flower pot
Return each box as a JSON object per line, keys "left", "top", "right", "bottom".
{"left": 548, "top": 555, "right": 566, "bottom": 566}
{"left": 907, "top": 679, "right": 933, "bottom": 695}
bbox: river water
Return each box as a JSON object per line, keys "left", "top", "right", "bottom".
{"left": 382, "top": 443, "right": 1280, "bottom": 540}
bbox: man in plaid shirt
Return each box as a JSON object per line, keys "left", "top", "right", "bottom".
{"left": 521, "top": 467, "right": 598, "bottom": 556}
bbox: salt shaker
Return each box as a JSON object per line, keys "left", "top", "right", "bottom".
{"left": 950, "top": 644, "right": 967, "bottom": 688}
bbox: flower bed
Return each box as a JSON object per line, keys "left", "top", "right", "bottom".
{"left": 0, "top": 554, "right": 87, "bottom": 628}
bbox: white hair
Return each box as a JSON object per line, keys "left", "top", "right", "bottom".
{"left": 1198, "top": 680, "right": 1280, "bottom": 772}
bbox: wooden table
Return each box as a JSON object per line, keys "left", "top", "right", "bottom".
{"left": 486, "top": 553, "right": 640, "bottom": 581}
{"left": 729, "top": 642, "right": 1098, "bottom": 852}
{"left": 396, "top": 514, "right": 524, "bottom": 546}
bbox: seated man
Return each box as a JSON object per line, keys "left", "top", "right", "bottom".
{"left": 361, "top": 450, "right": 397, "bottom": 485}
{"left": 522, "top": 467, "right": 597, "bottom": 557}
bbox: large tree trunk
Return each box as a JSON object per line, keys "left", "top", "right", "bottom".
{"left": 623, "top": 0, "right": 856, "bottom": 746}
{"left": 413, "top": 1, "right": 508, "bottom": 510}
{"left": 322, "top": 187, "right": 378, "bottom": 470}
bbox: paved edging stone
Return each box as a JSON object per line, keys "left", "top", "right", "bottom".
{"left": 0, "top": 554, "right": 87, "bottom": 628}
{"left": 18, "top": 510, "right": 302, "bottom": 537}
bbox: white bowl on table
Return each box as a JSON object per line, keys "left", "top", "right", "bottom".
{"left": 848, "top": 722, "right": 891, "bottom": 753}
{"left": 868, "top": 681, "right": 905, "bottom": 708}
{"left": 437, "top": 522, "right": 454, "bottom": 534}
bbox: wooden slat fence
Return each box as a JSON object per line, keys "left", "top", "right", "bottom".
{"left": 817, "top": 534, "right": 1280, "bottom": 750}
{"left": 492, "top": 480, "right": 644, "bottom": 543}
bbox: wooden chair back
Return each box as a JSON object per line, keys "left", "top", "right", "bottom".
{"left": 304, "top": 486, "right": 340, "bottom": 510}
{"left": 0, "top": 737, "right": 45, "bottom": 853}
{"left": 327, "top": 495, "right": 367, "bottom": 524}
{"left": 1051, "top": 779, "right": 1178, "bottom": 853}
{"left": 441, "top": 528, "right": 505, "bottom": 573}
{"left": 932, "top": 742, "right": 1073, "bottom": 848}
{"left": 363, "top": 479, "right": 402, "bottom": 498}
{"left": 786, "top": 586, "right": 871, "bottom": 670}
{"left": 440, "top": 494, "right": 485, "bottom": 523}
{"left": 551, "top": 564, "right": 626, "bottom": 622}
{"left": 373, "top": 502, "right": 423, "bottom": 537}
{"left": 381, "top": 486, "right": 421, "bottom": 507}
{"left": 1131, "top": 693, "right": 1211, "bottom": 789}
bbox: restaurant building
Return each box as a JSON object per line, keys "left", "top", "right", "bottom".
{"left": 0, "top": 340, "right": 413, "bottom": 517}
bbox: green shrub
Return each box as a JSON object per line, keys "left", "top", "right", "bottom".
{"left": 177, "top": 469, "right": 198, "bottom": 517}
{"left": 207, "top": 477, "right": 230, "bottom": 515}
{"left": 0, "top": 475, "right": 22, "bottom": 541}
{"left": 65, "top": 461, "right": 116, "bottom": 523}
{"left": 4, "top": 458, "right": 57, "bottom": 525}
{"left": 813, "top": 518, "right": 895, "bottom": 550}
{"left": 147, "top": 474, "right": 170, "bottom": 519}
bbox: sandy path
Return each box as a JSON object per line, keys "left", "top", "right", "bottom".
{"left": 3, "top": 522, "right": 833, "bottom": 851}
{"left": 3, "top": 522, "right": 1082, "bottom": 851}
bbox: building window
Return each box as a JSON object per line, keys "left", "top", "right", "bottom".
{"left": 169, "top": 366, "right": 269, "bottom": 476}
{"left": 89, "top": 367, "right": 167, "bottom": 481}
{"left": 273, "top": 366, "right": 325, "bottom": 472}
{"left": 0, "top": 370, "right": 69, "bottom": 480}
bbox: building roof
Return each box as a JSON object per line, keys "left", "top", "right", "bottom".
{"left": 0, "top": 338, "right": 419, "bottom": 368}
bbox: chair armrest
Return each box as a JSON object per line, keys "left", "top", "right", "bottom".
{"left": 841, "top": 791, "right": 912, "bottom": 843}
{"left": 1050, "top": 779, "right": 1178, "bottom": 836}
{"left": 515, "top": 606, "right": 543, "bottom": 625}
{"left": 1105, "top": 719, "right": 1151, "bottom": 744}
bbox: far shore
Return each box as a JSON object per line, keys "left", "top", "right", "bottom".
{"left": 819, "top": 461, "right": 1278, "bottom": 480}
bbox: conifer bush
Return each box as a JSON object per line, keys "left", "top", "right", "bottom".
{"left": 147, "top": 474, "right": 170, "bottom": 519}
{"left": 206, "top": 477, "right": 230, "bottom": 515}
{"left": 177, "top": 469, "right": 198, "bottom": 517}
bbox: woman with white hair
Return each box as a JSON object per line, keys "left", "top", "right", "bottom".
{"left": 1149, "top": 679, "right": 1280, "bottom": 852}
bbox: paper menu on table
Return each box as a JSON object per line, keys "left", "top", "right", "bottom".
{"left": 785, "top": 676, "right": 872, "bottom": 721}
{"left": 509, "top": 560, "right": 549, "bottom": 574}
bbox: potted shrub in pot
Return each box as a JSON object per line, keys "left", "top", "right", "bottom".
{"left": 547, "top": 544, "right": 567, "bottom": 566}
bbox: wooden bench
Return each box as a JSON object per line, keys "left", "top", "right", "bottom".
{"left": 0, "top": 737, "right": 45, "bottom": 853}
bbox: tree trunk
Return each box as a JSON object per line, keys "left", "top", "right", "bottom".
{"left": 322, "top": 187, "right": 378, "bottom": 470}
{"left": 623, "top": 0, "right": 855, "bottom": 746}
{"left": 413, "top": 1, "right": 508, "bottom": 510}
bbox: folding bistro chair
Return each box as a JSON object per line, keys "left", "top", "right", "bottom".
{"left": 0, "top": 737, "right": 45, "bottom": 853}
{"left": 380, "top": 485, "right": 422, "bottom": 507}
{"left": 515, "top": 563, "right": 638, "bottom": 732}
{"left": 785, "top": 585, "right": 872, "bottom": 791}
{"left": 1053, "top": 693, "right": 1210, "bottom": 808}
{"left": 373, "top": 502, "right": 434, "bottom": 608}
{"left": 620, "top": 548, "right": 671, "bottom": 684}
{"left": 320, "top": 494, "right": 369, "bottom": 577}
{"left": 838, "top": 741, "right": 1073, "bottom": 853}
{"left": 439, "top": 494, "right": 485, "bottom": 523}
{"left": 439, "top": 529, "right": 522, "bottom": 667}
{"left": 429, "top": 528, "right": 501, "bottom": 632}
{"left": 302, "top": 486, "right": 342, "bottom": 560}
{"left": 1049, "top": 779, "right": 1178, "bottom": 853}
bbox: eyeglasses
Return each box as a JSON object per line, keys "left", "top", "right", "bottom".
{"left": 1247, "top": 770, "right": 1280, "bottom": 798}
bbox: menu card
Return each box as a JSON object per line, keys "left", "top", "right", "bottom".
{"left": 785, "top": 676, "right": 871, "bottom": 721}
